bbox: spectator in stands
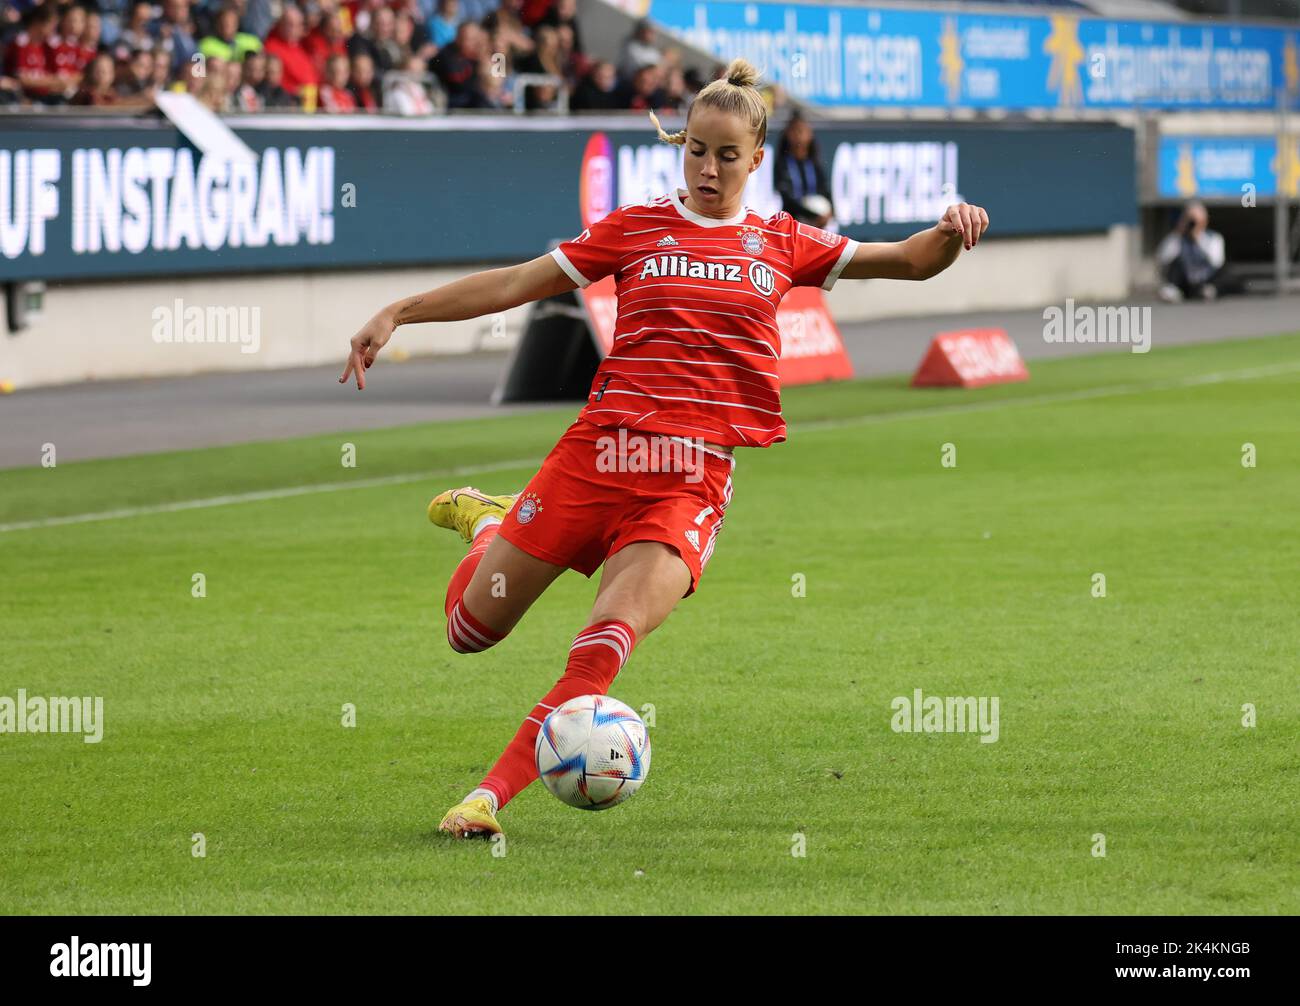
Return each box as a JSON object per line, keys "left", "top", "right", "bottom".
{"left": 659, "top": 65, "right": 686, "bottom": 111}
{"left": 151, "top": 42, "right": 175, "bottom": 90}
{"left": 429, "top": 0, "right": 459, "bottom": 50}
{"left": 619, "top": 18, "right": 658, "bottom": 80}
{"left": 116, "top": 46, "right": 155, "bottom": 97}
{"left": 518, "top": 0, "right": 552, "bottom": 28}
{"left": 114, "top": 2, "right": 156, "bottom": 60}
{"left": 484, "top": 22, "right": 513, "bottom": 77}
{"left": 346, "top": 0, "right": 383, "bottom": 36}
{"left": 196, "top": 51, "right": 231, "bottom": 109}
{"left": 304, "top": 10, "right": 348, "bottom": 78}
{"left": 775, "top": 112, "right": 833, "bottom": 227}
{"left": 476, "top": 57, "right": 509, "bottom": 108}
{"left": 552, "top": 21, "right": 588, "bottom": 84}
{"left": 483, "top": 1, "right": 534, "bottom": 64}
{"left": 622, "top": 62, "right": 665, "bottom": 112}
{"left": 232, "top": 48, "right": 264, "bottom": 108}
{"left": 387, "top": 52, "right": 433, "bottom": 114}
{"left": 258, "top": 51, "right": 298, "bottom": 106}
{"left": 570, "top": 58, "right": 618, "bottom": 110}
{"left": 72, "top": 51, "right": 126, "bottom": 105}
{"left": 152, "top": 0, "right": 199, "bottom": 74}
{"left": 83, "top": 7, "right": 105, "bottom": 56}
{"left": 542, "top": 0, "right": 582, "bottom": 56}
{"left": 1157, "top": 201, "right": 1228, "bottom": 302}
{"left": 318, "top": 51, "right": 355, "bottom": 110}
{"left": 515, "top": 21, "right": 561, "bottom": 110}
{"left": 93, "top": 0, "right": 127, "bottom": 47}
{"left": 199, "top": 5, "right": 261, "bottom": 63}
{"left": 242, "top": 0, "right": 275, "bottom": 40}
{"left": 396, "top": 10, "right": 433, "bottom": 66}
{"left": 349, "top": 50, "right": 379, "bottom": 109}
{"left": 51, "top": 4, "right": 96, "bottom": 91}
{"left": 263, "top": 6, "right": 318, "bottom": 96}
{"left": 349, "top": 5, "right": 403, "bottom": 74}
{"left": 5, "top": 4, "right": 64, "bottom": 100}
{"left": 429, "top": 20, "right": 486, "bottom": 107}
{"left": 390, "top": 0, "right": 436, "bottom": 52}
{"left": 222, "top": 53, "right": 244, "bottom": 97}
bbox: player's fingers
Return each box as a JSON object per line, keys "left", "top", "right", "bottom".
{"left": 968, "top": 206, "right": 985, "bottom": 246}
{"left": 941, "top": 205, "right": 962, "bottom": 236}
{"left": 339, "top": 355, "right": 354, "bottom": 385}
{"left": 349, "top": 349, "right": 366, "bottom": 390}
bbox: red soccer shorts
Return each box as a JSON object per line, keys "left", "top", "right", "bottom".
{"left": 497, "top": 418, "right": 735, "bottom": 596}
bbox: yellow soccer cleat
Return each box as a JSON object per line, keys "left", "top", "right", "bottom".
{"left": 427, "top": 486, "right": 518, "bottom": 543}
{"left": 438, "top": 796, "right": 503, "bottom": 839}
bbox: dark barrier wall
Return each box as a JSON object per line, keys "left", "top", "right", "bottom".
{"left": 0, "top": 118, "right": 1135, "bottom": 283}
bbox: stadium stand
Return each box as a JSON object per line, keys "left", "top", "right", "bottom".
{"left": 0, "top": 0, "right": 727, "bottom": 113}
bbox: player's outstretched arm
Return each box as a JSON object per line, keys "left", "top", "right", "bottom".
{"left": 840, "top": 202, "right": 989, "bottom": 282}
{"left": 339, "top": 253, "right": 577, "bottom": 389}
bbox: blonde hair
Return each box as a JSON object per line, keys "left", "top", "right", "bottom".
{"left": 648, "top": 57, "right": 768, "bottom": 152}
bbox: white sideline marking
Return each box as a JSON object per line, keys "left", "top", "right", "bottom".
{"left": 2, "top": 361, "right": 1297, "bottom": 535}
{"left": 795, "top": 360, "right": 1300, "bottom": 435}
{"left": 0, "top": 457, "right": 540, "bottom": 534}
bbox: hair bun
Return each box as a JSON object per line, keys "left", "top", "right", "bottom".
{"left": 724, "top": 57, "right": 760, "bottom": 88}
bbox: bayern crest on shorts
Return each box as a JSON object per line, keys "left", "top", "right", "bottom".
{"left": 516, "top": 491, "right": 542, "bottom": 525}
{"left": 740, "top": 228, "right": 764, "bottom": 255}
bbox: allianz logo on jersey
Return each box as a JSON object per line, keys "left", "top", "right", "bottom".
{"left": 637, "top": 250, "right": 777, "bottom": 297}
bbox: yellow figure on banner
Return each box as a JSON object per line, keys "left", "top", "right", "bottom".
{"left": 938, "top": 17, "right": 963, "bottom": 105}
{"left": 1044, "top": 16, "right": 1085, "bottom": 107}
{"left": 1272, "top": 135, "right": 1300, "bottom": 199}
{"left": 1283, "top": 33, "right": 1299, "bottom": 97}
{"left": 1175, "top": 144, "right": 1199, "bottom": 198}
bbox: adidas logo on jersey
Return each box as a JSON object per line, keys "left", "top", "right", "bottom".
{"left": 684, "top": 529, "right": 700, "bottom": 552}
{"left": 656, "top": 234, "right": 679, "bottom": 247}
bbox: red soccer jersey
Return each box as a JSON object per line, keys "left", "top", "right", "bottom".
{"left": 5, "top": 33, "right": 54, "bottom": 81}
{"left": 549, "top": 188, "right": 858, "bottom": 448}
{"left": 48, "top": 36, "right": 94, "bottom": 78}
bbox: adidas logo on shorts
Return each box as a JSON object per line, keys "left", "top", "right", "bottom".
{"left": 684, "top": 529, "right": 700, "bottom": 552}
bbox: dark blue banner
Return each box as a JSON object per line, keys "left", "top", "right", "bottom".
{"left": 0, "top": 118, "right": 1135, "bottom": 283}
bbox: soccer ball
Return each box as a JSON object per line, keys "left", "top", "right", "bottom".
{"left": 535, "top": 694, "right": 651, "bottom": 810}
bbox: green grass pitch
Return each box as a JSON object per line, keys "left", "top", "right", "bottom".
{"left": 2, "top": 334, "right": 1297, "bottom": 914}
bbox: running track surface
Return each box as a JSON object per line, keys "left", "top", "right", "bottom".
{"left": 2, "top": 295, "right": 1297, "bottom": 469}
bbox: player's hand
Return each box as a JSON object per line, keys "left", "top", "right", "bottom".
{"left": 339, "top": 311, "right": 395, "bottom": 390}
{"left": 938, "top": 203, "right": 989, "bottom": 251}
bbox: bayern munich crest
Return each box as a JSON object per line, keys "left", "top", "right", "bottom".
{"left": 516, "top": 492, "right": 543, "bottom": 525}
{"left": 740, "top": 228, "right": 765, "bottom": 255}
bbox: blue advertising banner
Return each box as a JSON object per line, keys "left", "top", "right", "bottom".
{"left": 1157, "top": 135, "right": 1300, "bottom": 199}
{"left": 0, "top": 117, "right": 1134, "bottom": 283}
{"left": 645, "top": 0, "right": 1300, "bottom": 110}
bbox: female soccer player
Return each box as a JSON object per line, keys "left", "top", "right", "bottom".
{"left": 340, "top": 58, "right": 989, "bottom": 838}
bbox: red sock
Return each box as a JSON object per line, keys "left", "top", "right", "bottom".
{"left": 445, "top": 524, "right": 506, "bottom": 653}
{"left": 480, "top": 619, "right": 636, "bottom": 810}
{"left": 445, "top": 523, "right": 498, "bottom": 618}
